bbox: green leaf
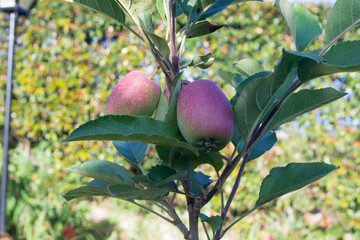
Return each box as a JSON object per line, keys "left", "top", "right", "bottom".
{"left": 157, "top": 0, "right": 183, "bottom": 23}
{"left": 154, "top": 92, "right": 169, "bottom": 121}
{"left": 108, "top": 184, "right": 169, "bottom": 201}
{"left": 248, "top": 131, "right": 277, "bottom": 161}
{"left": 197, "top": 0, "right": 216, "bottom": 11}
{"left": 133, "top": 165, "right": 187, "bottom": 187}
{"left": 62, "top": 115, "right": 199, "bottom": 156}
{"left": 187, "top": 21, "right": 223, "bottom": 38}
{"left": 233, "top": 58, "right": 265, "bottom": 77}
{"left": 293, "top": 5, "right": 323, "bottom": 52}
{"left": 148, "top": 165, "right": 186, "bottom": 183}
{"left": 199, "top": 214, "right": 223, "bottom": 238}
{"left": 63, "top": 180, "right": 110, "bottom": 201}
{"left": 325, "top": 0, "right": 360, "bottom": 44}
{"left": 178, "top": 0, "right": 197, "bottom": 16}
{"left": 198, "top": 0, "right": 255, "bottom": 20}
{"left": 148, "top": 165, "right": 176, "bottom": 183}
{"left": 69, "top": 160, "right": 134, "bottom": 186}
{"left": 155, "top": 145, "right": 172, "bottom": 162}
{"left": 69, "top": 0, "right": 126, "bottom": 24}
{"left": 188, "top": 53, "right": 215, "bottom": 69}
{"left": 156, "top": 0, "right": 168, "bottom": 25}
{"left": 116, "top": 0, "right": 152, "bottom": 26}
{"left": 63, "top": 185, "right": 110, "bottom": 201}
{"left": 255, "top": 162, "right": 339, "bottom": 207}
{"left": 112, "top": 141, "right": 148, "bottom": 165}
{"left": 268, "top": 88, "right": 347, "bottom": 131}
{"left": 234, "top": 49, "right": 324, "bottom": 141}
{"left": 235, "top": 71, "right": 271, "bottom": 97}
{"left": 138, "top": 12, "right": 154, "bottom": 33}
{"left": 144, "top": 31, "right": 170, "bottom": 59}
{"left": 219, "top": 70, "right": 234, "bottom": 83}
{"left": 277, "top": 0, "right": 322, "bottom": 52}
{"left": 275, "top": 68, "right": 297, "bottom": 99}
{"left": 165, "top": 72, "right": 183, "bottom": 129}
{"left": 171, "top": 150, "right": 224, "bottom": 171}
{"left": 298, "top": 41, "right": 360, "bottom": 82}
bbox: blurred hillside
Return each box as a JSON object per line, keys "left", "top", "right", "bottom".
{"left": 0, "top": 0, "right": 359, "bottom": 239}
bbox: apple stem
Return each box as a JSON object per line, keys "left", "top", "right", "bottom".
{"left": 148, "top": 66, "right": 160, "bottom": 80}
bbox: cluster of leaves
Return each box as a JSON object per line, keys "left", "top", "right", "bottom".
{"left": 0, "top": 0, "right": 152, "bottom": 166}
{"left": 0, "top": 0, "right": 359, "bottom": 239}
{"left": 0, "top": 142, "right": 114, "bottom": 240}
{"left": 59, "top": 0, "right": 360, "bottom": 239}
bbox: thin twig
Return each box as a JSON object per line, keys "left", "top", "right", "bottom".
{"left": 220, "top": 207, "right": 258, "bottom": 238}
{"left": 202, "top": 221, "right": 211, "bottom": 240}
{"left": 170, "top": 180, "right": 179, "bottom": 205}
{"left": 151, "top": 201, "right": 172, "bottom": 216}
{"left": 214, "top": 152, "right": 231, "bottom": 163}
{"left": 170, "top": 0, "right": 179, "bottom": 75}
{"left": 138, "top": 164, "right": 147, "bottom": 175}
{"left": 214, "top": 149, "right": 251, "bottom": 239}
{"left": 204, "top": 146, "right": 245, "bottom": 204}
{"left": 131, "top": 200, "right": 174, "bottom": 224}
{"left": 162, "top": 198, "right": 190, "bottom": 237}
{"left": 215, "top": 170, "right": 224, "bottom": 213}
{"left": 178, "top": 4, "right": 197, "bottom": 60}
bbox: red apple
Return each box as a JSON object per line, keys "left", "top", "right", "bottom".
{"left": 177, "top": 79, "right": 234, "bottom": 152}
{"left": 106, "top": 70, "right": 161, "bottom": 116}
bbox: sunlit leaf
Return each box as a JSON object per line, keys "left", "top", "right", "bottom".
{"left": 62, "top": 115, "right": 199, "bottom": 156}
{"left": 69, "top": 160, "right": 134, "bottom": 185}
{"left": 325, "top": 0, "right": 360, "bottom": 44}
{"left": 268, "top": 88, "right": 346, "bottom": 131}
{"left": 255, "top": 162, "right": 339, "bottom": 206}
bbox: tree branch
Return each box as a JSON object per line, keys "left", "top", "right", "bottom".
{"left": 131, "top": 200, "right": 174, "bottom": 224}
{"left": 170, "top": 0, "right": 179, "bottom": 75}
{"left": 214, "top": 148, "right": 252, "bottom": 239}
{"left": 319, "top": 18, "right": 360, "bottom": 56}
{"left": 162, "top": 199, "right": 189, "bottom": 237}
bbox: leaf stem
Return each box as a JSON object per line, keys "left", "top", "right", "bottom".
{"left": 152, "top": 201, "right": 172, "bottom": 215}
{"left": 214, "top": 152, "right": 230, "bottom": 163}
{"left": 215, "top": 170, "right": 224, "bottom": 213}
{"left": 202, "top": 221, "right": 211, "bottom": 240}
{"left": 220, "top": 207, "right": 258, "bottom": 238}
{"left": 139, "top": 164, "right": 147, "bottom": 175}
{"left": 131, "top": 200, "right": 174, "bottom": 224}
{"left": 162, "top": 199, "right": 190, "bottom": 237}
{"left": 148, "top": 66, "right": 160, "bottom": 80}
{"left": 122, "top": 22, "right": 145, "bottom": 42}
{"left": 214, "top": 149, "right": 252, "bottom": 239}
{"left": 319, "top": 18, "right": 360, "bottom": 56}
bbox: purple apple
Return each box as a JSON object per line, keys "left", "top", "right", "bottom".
{"left": 106, "top": 70, "right": 161, "bottom": 116}
{"left": 177, "top": 79, "right": 234, "bottom": 152}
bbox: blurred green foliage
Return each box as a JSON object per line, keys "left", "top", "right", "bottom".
{"left": 0, "top": 0, "right": 359, "bottom": 239}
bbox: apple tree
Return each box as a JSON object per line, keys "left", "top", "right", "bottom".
{"left": 60, "top": 0, "right": 360, "bottom": 239}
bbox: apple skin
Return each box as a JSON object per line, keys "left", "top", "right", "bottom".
{"left": 177, "top": 79, "right": 234, "bottom": 152}
{"left": 106, "top": 70, "right": 161, "bottom": 116}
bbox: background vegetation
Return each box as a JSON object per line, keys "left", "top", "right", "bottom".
{"left": 0, "top": 0, "right": 359, "bottom": 239}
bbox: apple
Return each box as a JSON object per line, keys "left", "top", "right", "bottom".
{"left": 177, "top": 79, "right": 234, "bottom": 152}
{"left": 106, "top": 70, "right": 161, "bottom": 116}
